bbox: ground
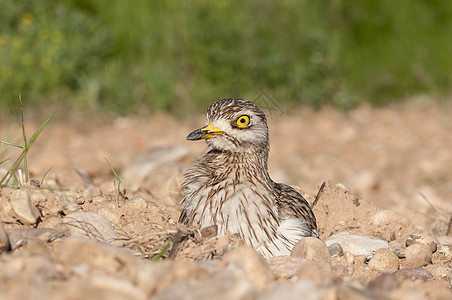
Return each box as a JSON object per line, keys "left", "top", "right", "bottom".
{"left": 0, "top": 101, "right": 451, "bottom": 299}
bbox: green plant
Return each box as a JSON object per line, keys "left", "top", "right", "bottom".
{"left": 0, "top": 96, "right": 55, "bottom": 187}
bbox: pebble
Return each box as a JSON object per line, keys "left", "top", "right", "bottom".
{"left": 393, "top": 267, "right": 433, "bottom": 281}
{"left": 224, "top": 246, "right": 273, "bottom": 290}
{"left": 97, "top": 207, "right": 121, "bottom": 225}
{"left": 200, "top": 225, "right": 218, "bottom": 240}
{"left": 268, "top": 256, "right": 306, "bottom": 279}
{"left": 432, "top": 245, "right": 452, "bottom": 264}
{"left": 406, "top": 232, "right": 438, "bottom": 253}
{"left": 123, "top": 196, "right": 148, "bottom": 210}
{"left": 291, "top": 237, "right": 332, "bottom": 274}
{"left": 388, "top": 241, "right": 404, "bottom": 253}
{"left": 399, "top": 244, "right": 432, "bottom": 268}
{"left": 424, "top": 264, "right": 451, "bottom": 281}
{"left": 371, "top": 209, "right": 414, "bottom": 242}
{"left": 367, "top": 248, "right": 399, "bottom": 273}
{"left": 258, "top": 281, "right": 320, "bottom": 300}
{"left": 54, "top": 191, "right": 82, "bottom": 214}
{"left": 38, "top": 216, "right": 64, "bottom": 229}
{"left": 62, "top": 212, "right": 120, "bottom": 246}
{"left": 326, "top": 232, "right": 389, "bottom": 256}
{"left": 327, "top": 242, "right": 344, "bottom": 257}
{"left": 0, "top": 222, "right": 9, "bottom": 253}
{"left": 10, "top": 189, "right": 41, "bottom": 224}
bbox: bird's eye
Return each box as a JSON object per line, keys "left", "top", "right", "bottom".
{"left": 235, "top": 115, "right": 251, "bottom": 128}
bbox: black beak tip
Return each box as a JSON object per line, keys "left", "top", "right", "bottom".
{"left": 186, "top": 128, "right": 204, "bottom": 141}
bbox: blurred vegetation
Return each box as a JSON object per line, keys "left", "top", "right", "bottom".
{"left": 1, "top": 0, "right": 451, "bottom": 115}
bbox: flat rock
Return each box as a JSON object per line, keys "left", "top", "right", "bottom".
{"left": 5, "top": 228, "right": 63, "bottom": 250}
{"left": 10, "top": 189, "right": 41, "bottom": 224}
{"left": 325, "top": 232, "right": 389, "bottom": 256}
{"left": 62, "top": 212, "right": 120, "bottom": 246}
{"left": 394, "top": 267, "right": 433, "bottom": 281}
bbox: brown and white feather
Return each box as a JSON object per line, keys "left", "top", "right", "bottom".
{"left": 180, "top": 98, "right": 318, "bottom": 258}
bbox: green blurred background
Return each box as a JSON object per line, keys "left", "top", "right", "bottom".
{"left": 1, "top": 0, "right": 451, "bottom": 116}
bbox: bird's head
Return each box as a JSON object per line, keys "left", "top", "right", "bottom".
{"left": 186, "top": 98, "right": 269, "bottom": 153}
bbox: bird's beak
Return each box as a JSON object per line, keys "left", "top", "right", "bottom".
{"left": 186, "top": 123, "right": 223, "bottom": 141}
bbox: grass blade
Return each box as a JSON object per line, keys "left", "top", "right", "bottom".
{"left": 0, "top": 140, "right": 23, "bottom": 148}
{"left": 152, "top": 243, "right": 170, "bottom": 261}
{"left": 104, "top": 157, "right": 121, "bottom": 206}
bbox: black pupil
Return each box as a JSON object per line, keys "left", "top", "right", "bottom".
{"left": 240, "top": 118, "right": 246, "bottom": 123}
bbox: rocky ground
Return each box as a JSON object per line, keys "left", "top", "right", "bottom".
{"left": 0, "top": 101, "right": 451, "bottom": 299}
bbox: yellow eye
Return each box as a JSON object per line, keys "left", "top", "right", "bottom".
{"left": 236, "top": 115, "right": 251, "bottom": 128}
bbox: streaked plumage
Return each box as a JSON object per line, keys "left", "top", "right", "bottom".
{"left": 179, "top": 98, "right": 318, "bottom": 258}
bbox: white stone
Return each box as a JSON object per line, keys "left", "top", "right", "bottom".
{"left": 325, "top": 232, "right": 389, "bottom": 256}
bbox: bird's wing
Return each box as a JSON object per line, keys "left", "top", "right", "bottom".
{"left": 275, "top": 183, "right": 318, "bottom": 237}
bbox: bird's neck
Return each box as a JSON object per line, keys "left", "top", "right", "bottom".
{"left": 204, "top": 147, "right": 271, "bottom": 181}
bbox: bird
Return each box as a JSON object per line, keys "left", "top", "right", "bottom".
{"left": 179, "top": 98, "right": 318, "bottom": 258}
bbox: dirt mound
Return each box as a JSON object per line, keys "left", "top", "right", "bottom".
{"left": 0, "top": 102, "right": 451, "bottom": 299}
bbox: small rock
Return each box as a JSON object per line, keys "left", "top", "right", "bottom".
{"left": 388, "top": 240, "right": 404, "bottom": 253}
{"left": 291, "top": 237, "right": 332, "bottom": 274}
{"left": 97, "top": 207, "right": 121, "bottom": 225}
{"left": 367, "top": 248, "right": 399, "bottom": 273}
{"left": 371, "top": 210, "right": 414, "bottom": 243}
{"left": 394, "top": 267, "right": 433, "bottom": 281}
{"left": 10, "top": 189, "right": 41, "bottom": 224}
{"left": 424, "top": 264, "right": 451, "bottom": 281}
{"left": 432, "top": 245, "right": 452, "bottom": 265}
{"left": 201, "top": 225, "right": 218, "bottom": 240}
{"left": 63, "top": 212, "right": 120, "bottom": 246}
{"left": 258, "top": 281, "right": 319, "bottom": 300}
{"left": 124, "top": 196, "right": 148, "bottom": 210}
{"left": 344, "top": 251, "right": 355, "bottom": 265}
{"left": 368, "top": 273, "right": 399, "bottom": 292}
{"left": 54, "top": 191, "right": 82, "bottom": 214}
{"left": 269, "top": 256, "right": 329, "bottom": 285}
{"left": 0, "top": 222, "right": 10, "bottom": 253}
{"left": 327, "top": 242, "right": 343, "bottom": 257}
{"left": 406, "top": 232, "right": 437, "bottom": 253}
{"left": 224, "top": 246, "right": 272, "bottom": 290}
{"left": 326, "top": 232, "right": 389, "bottom": 256}
{"left": 399, "top": 244, "right": 432, "bottom": 268}
{"left": 268, "top": 256, "right": 306, "bottom": 279}
{"left": 38, "top": 216, "right": 64, "bottom": 229}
